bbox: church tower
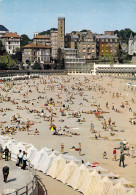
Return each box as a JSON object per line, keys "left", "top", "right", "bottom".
{"left": 57, "top": 17, "right": 65, "bottom": 49}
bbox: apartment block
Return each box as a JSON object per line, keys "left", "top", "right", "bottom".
{"left": 22, "top": 43, "right": 51, "bottom": 65}
{"left": 1, "top": 32, "right": 21, "bottom": 54}
{"left": 51, "top": 30, "right": 58, "bottom": 59}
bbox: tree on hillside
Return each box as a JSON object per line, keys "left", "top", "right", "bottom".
{"left": 0, "top": 40, "right": 6, "bottom": 55}
{"left": 114, "top": 28, "right": 136, "bottom": 44}
{"left": 117, "top": 45, "right": 132, "bottom": 63}
{"left": 80, "top": 29, "right": 88, "bottom": 32}
{"left": 32, "top": 61, "right": 42, "bottom": 70}
{"left": 21, "top": 34, "right": 31, "bottom": 47}
{"left": 57, "top": 48, "right": 65, "bottom": 69}
{"left": 39, "top": 28, "right": 58, "bottom": 35}
{"left": 12, "top": 48, "right": 22, "bottom": 62}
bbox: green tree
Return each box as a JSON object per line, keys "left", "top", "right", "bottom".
{"left": 115, "top": 28, "right": 136, "bottom": 44}
{"left": 12, "top": 48, "right": 22, "bottom": 62}
{"left": 117, "top": 45, "right": 132, "bottom": 63}
{"left": 0, "top": 62, "right": 7, "bottom": 70}
{"left": 57, "top": 48, "right": 65, "bottom": 69}
{"left": 39, "top": 28, "right": 58, "bottom": 35}
{"left": 32, "top": 61, "right": 42, "bottom": 70}
{"left": 21, "top": 34, "right": 31, "bottom": 47}
{"left": 80, "top": 29, "right": 88, "bottom": 32}
{"left": 0, "top": 40, "right": 6, "bottom": 55}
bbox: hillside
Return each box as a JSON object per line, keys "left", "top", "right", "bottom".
{"left": 0, "top": 54, "right": 15, "bottom": 68}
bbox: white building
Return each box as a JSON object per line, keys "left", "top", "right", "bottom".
{"left": 63, "top": 48, "right": 90, "bottom": 73}
{"left": 1, "top": 32, "right": 21, "bottom": 54}
{"left": 51, "top": 31, "right": 58, "bottom": 59}
{"left": 22, "top": 43, "right": 51, "bottom": 65}
{"left": 128, "top": 33, "right": 136, "bottom": 55}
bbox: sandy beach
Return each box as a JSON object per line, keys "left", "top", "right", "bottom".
{"left": 0, "top": 75, "right": 136, "bottom": 194}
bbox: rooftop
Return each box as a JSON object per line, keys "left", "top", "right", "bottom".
{"left": 34, "top": 35, "right": 51, "bottom": 39}
{"left": 96, "top": 35, "right": 118, "bottom": 39}
{"left": 0, "top": 25, "right": 9, "bottom": 32}
{"left": 24, "top": 42, "right": 51, "bottom": 49}
{"left": 2, "top": 32, "right": 21, "bottom": 38}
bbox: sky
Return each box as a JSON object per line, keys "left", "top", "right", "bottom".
{"left": 0, "top": 0, "right": 136, "bottom": 38}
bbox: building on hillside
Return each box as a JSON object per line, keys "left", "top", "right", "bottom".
{"left": 33, "top": 34, "right": 51, "bottom": 46}
{"left": 0, "top": 25, "right": 9, "bottom": 38}
{"left": 65, "top": 34, "right": 79, "bottom": 49}
{"left": 128, "top": 34, "right": 136, "bottom": 55}
{"left": 1, "top": 32, "right": 21, "bottom": 54}
{"left": 63, "top": 48, "right": 93, "bottom": 73}
{"left": 65, "top": 30, "right": 97, "bottom": 60}
{"left": 22, "top": 43, "right": 51, "bottom": 66}
{"left": 77, "top": 31, "right": 97, "bottom": 59}
{"left": 96, "top": 35, "right": 119, "bottom": 61}
{"left": 104, "top": 31, "right": 115, "bottom": 36}
{"left": 51, "top": 31, "right": 58, "bottom": 59}
{"left": 57, "top": 17, "right": 65, "bottom": 49}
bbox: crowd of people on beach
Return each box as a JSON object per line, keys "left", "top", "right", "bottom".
{"left": 0, "top": 75, "right": 136, "bottom": 187}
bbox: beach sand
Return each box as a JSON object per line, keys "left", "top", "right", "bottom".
{"left": 0, "top": 75, "right": 136, "bottom": 194}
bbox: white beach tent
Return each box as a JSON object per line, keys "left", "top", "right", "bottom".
{"left": 31, "top": 148, "right": 48, "bottom": 168}
{"left": 34, "top": 151, "right": 48, "bottom": 170}
{"left": 108, "top": 181, "right": 127, "bottom": 195}
{"left": 26, "top": 145, "right": 38, "bottom": 162}
{"left": 127, "top": 189, "right": 136, "bottom": 195}
{"left": 92, "top": 176, "right": 113, "bottom": 195}
{"left": 78, "top": 170, "right": 101, "bottom": 195}
{"left": 10, "top": 142, "right": 26, "bottom": 161}
{"left": 56, "top": 160, "right": 78, "bottom": 184}
{"left": 62, "top": 154, "right": 81, "bottom": 163}
{"left": 38, "top": 152, "right": 57, "bottom": 173}
{"left": 46, "top": 154, "right": 66, "bottom": 178}
{"left": 67, "top": 164, "right": 89, "bottom": 190}
{"left": 113, "top": 177, "right": 132, "bottom": 185}
{"left": 3, "top": 139, "right": 15, "bottom": 151}
{"left": 89, "top": 166, "right": 108, "bottom": 173}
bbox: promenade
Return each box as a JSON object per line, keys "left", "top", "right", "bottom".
{"left": 0, "top": 160, "right": 33, "bottom": 194}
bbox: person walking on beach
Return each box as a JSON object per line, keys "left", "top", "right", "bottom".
{"left": 113, "top": 148, "right": 117, "bottom": 161}
{"left": 79, "top": 143, "right": 82, "bottom": 156}
{"left": 119, "top": 152, "right": 125, "bottom": 167}
{"left": 4, "top": 146, "right": 9, "bottom": 161}
{"left": 0, "top": 144, "right": 3, "bottom": 160}
{"left": 3, "top": 165, "right": 9, "bottom": 183}
{"left": 61, "top": 141, "right": 64, "bottom": 154}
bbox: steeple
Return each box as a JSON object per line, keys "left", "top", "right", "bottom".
{"left": 129, "top": 33, "right": 133, "bottom": 40}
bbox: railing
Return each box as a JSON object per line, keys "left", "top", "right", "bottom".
{"left": 2, "top": 152, "right": 47, "bottom": 195}
{"left": 0, "top": 70, "right": 66, "bottom": 77}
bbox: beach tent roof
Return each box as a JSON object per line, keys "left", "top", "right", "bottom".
{"left": 62, "top": 154, "right": 81, "bottom": 162}
{"left": 56, "top": 160, "right": 78, "bottom": 184}
{"left": 39, "top": 152, "right": 57, "bottom": 173}
{"left": 92, "top": 176, "right": 113, "bottom": 195}
{"left": 67, "top": 164, "right": 89, "bottom": 190}
{"left": 108, "top": 181, "right": 127, "bottom": 195}
{"left": 47, "top": 155, "right": 66, "bottom": 178}
{"left": 90, "top": 166, "right": 108, "bottom": 172}
{"left": 127, "top": 189, "right": 136, "bottom": 195}
{"left": 113, "top": 177, "right": 132, "bottom": 185}
{"left": 78, "top": 170, "right": 101, "bottom": 194}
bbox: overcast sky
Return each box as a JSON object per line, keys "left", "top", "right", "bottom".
{"left": 0, "top": 0, "right": 136, "bottom": 38}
